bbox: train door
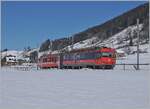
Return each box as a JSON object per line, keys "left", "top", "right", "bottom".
{"left": 75, "top": 53, "right": 80, "bottom": 65}
{"left": 95, "top": 51, "right": 101, "bottom": 65}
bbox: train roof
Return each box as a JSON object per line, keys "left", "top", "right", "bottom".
{"left": 64, "top": 46, "right": 115, "bottom": 54}
{"left": 39, "top": 46, "right": 116, "bottom": 58}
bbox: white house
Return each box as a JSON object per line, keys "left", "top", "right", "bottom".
{"left": 6, "top": 55, "right": 17, "bottom": 65}
{"left": 116, "top": 49, "right": 126, "bottom": 60}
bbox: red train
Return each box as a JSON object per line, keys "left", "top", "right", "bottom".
{"left": 38, "top": 47, "right": 116, "bottom": 69}
{"left": 38, "top": 54, "right": 59, "bottom": 69}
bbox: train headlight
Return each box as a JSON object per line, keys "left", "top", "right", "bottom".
{"left": 108, "top": 59, "right": 111, "bottom": 62}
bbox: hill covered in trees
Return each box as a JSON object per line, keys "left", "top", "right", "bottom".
{"left": 39, "top": 2, "right": 149, "bottom": 52}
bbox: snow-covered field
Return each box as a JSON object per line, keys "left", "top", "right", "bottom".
{"left": 0, "top": 68, "right": 149, "bottom": 109}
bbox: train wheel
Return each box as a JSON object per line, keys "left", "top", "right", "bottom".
{"left": 105, "top": 65, "right": 113, "bottom": 69}
{"left": 95, "top": 66, "right": 100, "bottom": 69}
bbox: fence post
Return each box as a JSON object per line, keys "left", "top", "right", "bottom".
{"left": 123, "top": 63, "right": 125, "bottom": 70}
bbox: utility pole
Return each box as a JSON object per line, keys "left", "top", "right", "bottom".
{"left": 71, "top": 36, "right": 74, "bottom": 50}
{"left": 50, "top": 40, "right": 52, "bottom": 50}
{"left": 110, "top": 40, "right": 114, "bottom": 48}
{"left": 137, "top": 18, "right": 140, "bottom": 70}
{"left": 0, "top": 51, "right": 1, "bottom": 67}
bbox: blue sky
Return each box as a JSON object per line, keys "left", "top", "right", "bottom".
{"left": 1, "top": 1, "right": 147, "bottom": 50}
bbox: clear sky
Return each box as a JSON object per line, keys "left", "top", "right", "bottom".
{"left": 1, "top": 1, "right": 147, "bottom": 50}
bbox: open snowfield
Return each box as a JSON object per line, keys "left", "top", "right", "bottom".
{"left": 0, "top": 68, "right": 149, "bottom": 109}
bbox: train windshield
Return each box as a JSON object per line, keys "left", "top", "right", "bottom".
{"left": 101, "top": 52, "right": 112, "bottom": 57}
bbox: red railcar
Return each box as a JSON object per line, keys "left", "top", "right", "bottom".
{"left": 62, "top": 47, "right": 116, "bottom": 69}
{"left": 38, "top": 47, "right": 116, "bottom": 69}
{"left": 38, "top": 54, "right": 59, "bottom": 69}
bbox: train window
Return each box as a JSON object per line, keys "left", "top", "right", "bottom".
{"left": 52, "top": 58, "right": 54, "bottom": 62}
{"left": 86, "top": 52, "right": 91, "bottom": 59}
{"left": 64, "top": 54, "right": 72, "bottom": 61}
{"left": 95, "top": 52, "right": 101, "bottom": 58}
{"left": 79, "top": 52, "right": 95, "bottom": 60}
{"left": 66, "top": 55, "right": 68, "bottom": 60}
{"left": 87, "top": 52, "right": 95, "bottom": 59}
{"left": 101, "top": 52, "right": 112, "bottom": 57}
{"left": 69, "top": 55, "right": 71, "bottom": 60}
{"left": 53, "top": 58, "right": 54, "bottom": 62}
{"left": 64, "top": 52, "right": 98, "bottom": 60}
{"left": 71, "top": 54, "right": 75, "bottom": 60}
{"left": 67, "top": 55, "right": 69, "bottom": 60}
{"left": 43, "top": 58, "right": 47, "bottom": 62}
{"left": 68, "top": 55, "right": 70, "bottom": 60}
{"left": 56, "top": 57, "right": 57, "bottom": 62}
{"left": 54, "top": 57, "right": 56, "bottom": 62}
{"left": 76, "top": 54, "right": 80, "bottom": 60}
{"left": 56, "top": 57, "right": 58, "bottom": 62}
{"left": 63, "top": 55, "right": 66, "bottom": 60}
{"left": 47, "top": 58, "right": 50, "bottom": 62}
{"left": 67, "top": 55, "right": 70, "bottom": 60}
{"left": 80, "top": 53, "right": 85, "bottom": 60}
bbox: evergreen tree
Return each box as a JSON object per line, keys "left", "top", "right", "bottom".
{"left": 39, "top": 39, "right": 50, "bottom": 52}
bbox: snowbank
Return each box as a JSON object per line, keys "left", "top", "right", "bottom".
{"left": 0, "top": 69, "right": 149, "bottom": 109}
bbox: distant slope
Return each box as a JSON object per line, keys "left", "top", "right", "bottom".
{"left": 51, "top": 23, "right": 149, "bottom": 55}
{"left": 39, "top": 2, "right": 149, "bottom": 52}
{"left": 1, "top": 50, "right": 23, "bottom": 58}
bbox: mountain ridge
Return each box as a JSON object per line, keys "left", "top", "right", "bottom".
{"left": 39, "top": 2, "right": 149, "bottom": 52}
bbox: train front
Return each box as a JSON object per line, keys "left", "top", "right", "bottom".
{"left": 96, "top": 47, "right": 116, "bottom": 69}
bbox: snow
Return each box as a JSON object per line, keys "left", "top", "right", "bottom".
{"left": 0, "top": 68, "right": 149, "bottom": 109}
{"left": 116, "top": 49, "right": 125, "bottom": 53}
{"left": 94, "top": 24, "right": 143, "bottom": 49}
{"left": 67, "top": 37, "right": 98, "bottom": 51}
{"left": 117, "top": 51, "right": 150, "bottom": 64}
{"left": 1, "top": 50, "right": 23, "bottom": 58}
{"left": 26, "top": 48, "right": 39, "bottom": 55}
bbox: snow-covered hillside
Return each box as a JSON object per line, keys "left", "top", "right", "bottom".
{"left": 95, "top": 24, "right": 144, "bottom": 48}
{"left": 23, "top": 48, "right": 39, "bottom": 56}
{"left": 1, "top": 50, "right": 23, "bottom": 58}
{"left": 49, "top": 23, "right": 149, "bottom": 56}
